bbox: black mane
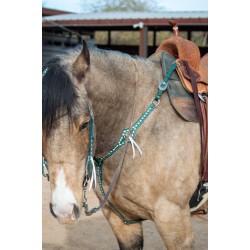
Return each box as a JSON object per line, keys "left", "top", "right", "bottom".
{"left": 42, "top": 57, "right": 78, "bottom": 136}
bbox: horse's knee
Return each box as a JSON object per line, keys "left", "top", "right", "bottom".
{"left": 102, "top": 207, "right": 143, "bottom": 250}
{"left": 182, "top": 235, "right": 194, "bottom": 250}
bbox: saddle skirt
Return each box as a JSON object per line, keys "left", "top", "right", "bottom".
{"left": 148, "top": 51, "right": 198, "bottom": 122}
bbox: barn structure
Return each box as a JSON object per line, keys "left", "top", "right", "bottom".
{"left": 42, "top": 7, "right": 73, "bottom": 17}
{"left": 42, "top": 8, "right": 208, "bottom": 64}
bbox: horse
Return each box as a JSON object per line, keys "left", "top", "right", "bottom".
{"left": 42, "top": 40, "right": 201, "bottom": 250}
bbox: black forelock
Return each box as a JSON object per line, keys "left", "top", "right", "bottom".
{"left": 42, "top": 57, "right": 78, "bottom": 136}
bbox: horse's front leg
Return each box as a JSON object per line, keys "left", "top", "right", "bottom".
{"left": 102, "top": 206, "right": 143, "bottom": 250}
{"left": 153, "top": 197, "right": 194, "bottom": 250}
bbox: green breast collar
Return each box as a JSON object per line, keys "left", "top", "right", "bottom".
{"left": 84, "top": 62, "right": 177, "bottom": 224}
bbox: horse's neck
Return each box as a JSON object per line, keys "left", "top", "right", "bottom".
{"left": 86, "top": 52, "right": 162, "bottom": 156}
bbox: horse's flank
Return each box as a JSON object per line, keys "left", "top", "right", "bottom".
{"left": 42, "top": 45, "right": 200, "bottom": 249}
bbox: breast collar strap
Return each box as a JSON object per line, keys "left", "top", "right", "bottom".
{"left": 83, "top": 62, "right": 177, "bottom": 224}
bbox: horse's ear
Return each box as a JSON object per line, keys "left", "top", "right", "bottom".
{"left": 72, "top": 40, "right": 90, "bottom": 82}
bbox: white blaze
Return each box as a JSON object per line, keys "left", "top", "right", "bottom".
{"left": 51, "top": 168, "right": 77, "bottom": 216}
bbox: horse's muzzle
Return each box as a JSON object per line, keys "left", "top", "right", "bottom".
{"left": 49, "top": 203, "right": 80, "bottom": 224}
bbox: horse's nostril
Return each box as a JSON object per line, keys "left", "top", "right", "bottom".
{"left": 73, "top": 204, "right": 80, "bottom": 220}
{"left": 49, "top": 203, "right": 80, "bottom": 221}
{"left": 49, "top": 203, "right": 58, "bottom": 219}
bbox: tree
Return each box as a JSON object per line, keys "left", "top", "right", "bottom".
{"left": 80, "top": 0, "right": 166, "bottom": 49}
{"left": 90, "top": 0, "right": 160, "bottom": 12}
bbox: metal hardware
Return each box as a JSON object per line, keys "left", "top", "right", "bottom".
{"left": 151, "top": 98, "right": 160, "bottom": 107}
{"left": 175, "top": 61, "right": 181, "bottom": 67}
{"left": 158, "top": 81, "right": 169, "bottom": 91}
{"left": 198, "top": 94, "right": 206, "bottom": 103}
{"left": 82, "top": 176, "right": 99, "bottom": 216}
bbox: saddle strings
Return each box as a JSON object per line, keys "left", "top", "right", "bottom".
{"left": 129, "top": 136, "right": 142, "bottom": 158}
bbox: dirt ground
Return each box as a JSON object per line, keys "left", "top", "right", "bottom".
{"left": 43, "top": 178, "right": 207, "bottom": 250}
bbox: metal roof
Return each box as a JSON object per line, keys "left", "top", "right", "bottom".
{"left": 42, "top": 7, "right": 74, "bottom": 17}
{"left": 43, "top": 11, "right": 208, "bottom": 21}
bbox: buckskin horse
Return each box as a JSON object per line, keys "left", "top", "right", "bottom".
{"left": 42, "top": 34, "right": 207, "bottom": 249}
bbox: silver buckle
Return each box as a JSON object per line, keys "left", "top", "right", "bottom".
{"left": 158, "top": 81, "right": 169, "bottom": 91}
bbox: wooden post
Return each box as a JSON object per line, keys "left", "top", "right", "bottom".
{"left": 139, "top": 26, "right": 148, "bottom": 58}
{"left": 153, "top": 30, "right": 156, "bottom": 48}
{"left": 108, "top": 30, "right": 111, "bottom": 47}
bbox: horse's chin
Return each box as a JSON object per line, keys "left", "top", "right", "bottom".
{"left": 57, "top": 216, "right": 78, "bottom": 225}
{"left": 53, "top": 205, "right": 81, "bottom": 225}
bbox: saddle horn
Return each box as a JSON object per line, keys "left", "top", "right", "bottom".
{"left": 169, "top": 20, "right": 179, "bottom": 37}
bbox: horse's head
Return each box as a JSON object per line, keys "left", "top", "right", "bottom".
{"left": 42, "top": 41, "right": 92, "bottom": 224}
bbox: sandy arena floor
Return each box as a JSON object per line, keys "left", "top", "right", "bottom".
{"left": 43, "top": 178, "right": 208, "bottom": 250}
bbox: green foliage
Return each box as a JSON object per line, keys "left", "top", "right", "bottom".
{"left": 93, "top": 0, "right": 159, "bottom": 12}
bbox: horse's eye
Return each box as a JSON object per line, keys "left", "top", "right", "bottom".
{"left": 79, "top": 121, "right": 89, "bottom": 132}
